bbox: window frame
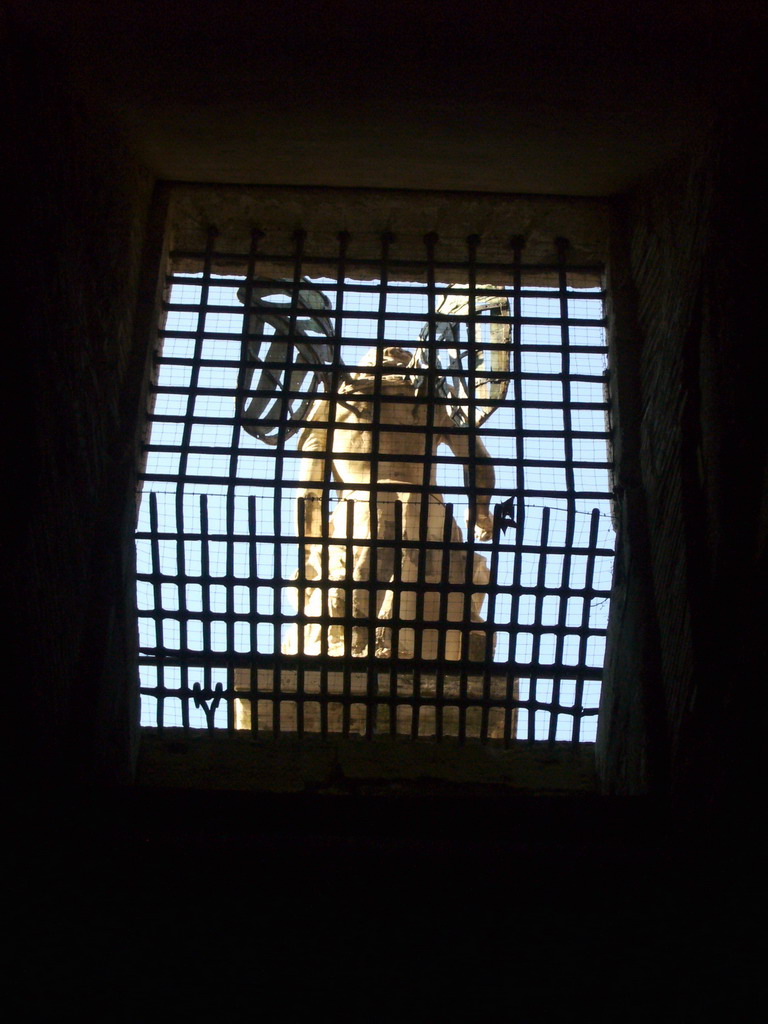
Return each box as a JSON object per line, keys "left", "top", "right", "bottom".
{"left": 135, "top": 195, "right": 618, "bottom": 765}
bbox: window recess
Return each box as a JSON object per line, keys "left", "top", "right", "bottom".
{"left": 136, "top": 224, "right": 614, "bottom": 747}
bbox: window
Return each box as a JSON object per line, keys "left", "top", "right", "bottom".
{"left": 136, "top": 221, "right": 614, "bottom": 746}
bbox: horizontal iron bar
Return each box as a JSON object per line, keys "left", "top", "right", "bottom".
{"left": 145, "top": 414, "right": 611, "bottom": 441}
{"left": 139, "top": 684, "right": 598, "bottom": 717}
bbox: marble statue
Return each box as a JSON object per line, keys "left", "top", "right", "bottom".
{"left": 282, "top": 346, "right": 495, "bottom": 661}
{"left": 234, "top": 282, "right": 517, "bottom": 736}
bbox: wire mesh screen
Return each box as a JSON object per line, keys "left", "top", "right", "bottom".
{"left": 136, "top": 231, "right": 614, "bottom": 745}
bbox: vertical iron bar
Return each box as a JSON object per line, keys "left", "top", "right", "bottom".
{"left": 296, "top": 496, "right": 308, "bottom": 739}
{"left": 319, "top": 485, "right": 331, "bottom": 738}
{"left": 147, "top": 490, "right": 165, "bottom": 727}
{"left": 391, "top": 500, "right": 404, "bottom": 736}
{"left": 365, "top": 231, "right": 392, "bottom": 738}
{"left": 248, "top": 495, "right": 259, "bottom": 734}
{"left": 367, "top": 491, "right": 379, "bottom": 740}
{"left": 342, "top": 497, "right": 355, "bottom": 736}
{"left": 508, "top": 236, "right": 526, "bottom": 744}
{"left": 323, "top": 232, "right": 349, "bottom": 733}
{"left": 548, "top": 514, "right": 576, "bottom": 745}
{"left": 270, "top": 228, "right": 306, "bottom": 735}
{"left": 434, "top": 502, "right": 454, "bottom": 742}
{"left": 552, "top": 237, "right": 577, "bottom": 744}
{"left": 289, "top": 232, "right": 309, "bottom": 736}
{"left": 231, "top": 229, "right": 263, "bottom": 730}
{"left": 224, "top": 488, "right": 236, "bottom": 733}
{"left": 572, "top": 507, "right": 601, "bottom": 742}
{"left": 412, "top": 232, "right": 441, "bottom": 738}
{"left": 460, "top": 234, "right": 481, "bottom": 742}
{"left": 175, "top": 227, "right": 217, "bottom": 727}
{"left": 178, "top": 501, "right": 190, "bottom": 732}
{"left": 199, "top": 494, "right": 213, "bottom": 730}
{"left": 528, "top": 506, "right": 551, "bottom": 742}
{"left": 482, "top": 506, "right": 502, "bottom": 743}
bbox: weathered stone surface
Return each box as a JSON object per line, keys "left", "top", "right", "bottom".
{"left": 170, "top": 185, "right": 608, "bottom": 284}
{"left": 138, "top": 730, "right": 590, "bottom": 794}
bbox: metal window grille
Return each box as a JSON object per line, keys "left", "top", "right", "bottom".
{"left": 136, "top": 230, "right": 614, "bottom": 745}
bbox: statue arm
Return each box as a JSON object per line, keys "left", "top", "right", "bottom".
{"left": 444, "top": 427, "right": 496, "bottom": 541}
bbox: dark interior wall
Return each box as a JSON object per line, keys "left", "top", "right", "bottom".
{"left": 6, "top": 5, "right": 763, "bottom": 814}
{"left": 9, "top": 0, "right": 760, "bottom": 196}
{"left": 633, "top": 104, "right": 764, "bottom": 820}
{"left": 595, "top": 202, "right": 666, "bottom": 800}
{"left": 6, "top": 7, "right": 761, "bottom": 1014}
{"left": 7, "top": 28, "right": 155, "bottom": 787}
{"left": 599, "top": 95, "right": 765, "bottom": 820}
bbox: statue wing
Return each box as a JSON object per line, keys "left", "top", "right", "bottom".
{"left": 413, "top": 285, "right": 511, "bottom": 428}
{"left": 236, "top": 279, "right": 336, "bottom": 444}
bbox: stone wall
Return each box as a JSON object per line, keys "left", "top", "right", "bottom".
{"left": 7, "top": 29, "right": 156, "bottom": 787}
{"left": 599, "top": 96, "right": 764, "bottom": 819}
